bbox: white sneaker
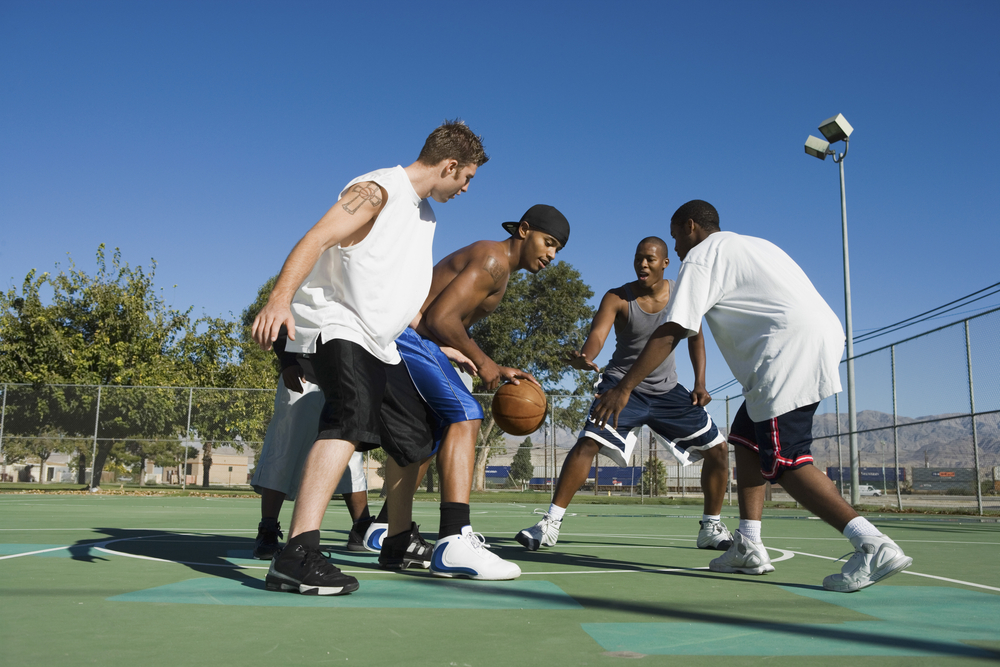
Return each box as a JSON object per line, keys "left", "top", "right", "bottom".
{"left": 823, "top": 534, "right": 912, "bottom": 592}
{"left": 363, "top": 522, "right": 388, "bottom": 553}
{"left": 709, "top": 530, "right": 774, "bottom": 575}
{"left": 430, "top": 526, "right": 521, "bottom": 580}
{"left": 515, "top": 512, "right": 562, "bottom": 551}
{"left": 697, "top": 520, "right": 734, "bottom": 550}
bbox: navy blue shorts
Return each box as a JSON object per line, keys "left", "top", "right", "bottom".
{"left": 728, "top": 401, "right": 818, "bottom": 480}
{"left": 581, "top": 377, "right": 724, "bottom": 467}
{"left": 396, "top": 328, "right": 484, "bottom": 450}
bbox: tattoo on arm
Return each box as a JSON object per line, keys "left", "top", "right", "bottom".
{"left": 342, "top": 182, "right": 383, "bottom": 215}
{"left": 483, "top": 256, "right": 506, "bottom": 284}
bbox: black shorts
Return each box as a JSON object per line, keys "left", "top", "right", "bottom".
{"left": 306, "top": 337, "right": 435, "bottom": 467}
{"left": 728, "top": 401, "right": 818, "bottom": 481}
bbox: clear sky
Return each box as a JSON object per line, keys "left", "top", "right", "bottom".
{"left": 3, "top": 1, "right": 998, "bottom": 414}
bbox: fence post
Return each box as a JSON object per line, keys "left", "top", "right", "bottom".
{"left": 0, "top": 383, "right": 7, "bottom": 479}
{"left": 835, "top": 393, "right": 844, "bottom": 499}
{"left": 548, "top": 400, "right": 554, "bottom": 500}
{"left": 891, "top": 346, "right": 902, "bottom": 510}
{"left": 184, "top": 387, "right": 193, "bottom": 491}
{"left": 965, "top": 321, "right": 983, "bottom": 515}
{"left": 89, "top": 385, "right": 102, "bottom": 488}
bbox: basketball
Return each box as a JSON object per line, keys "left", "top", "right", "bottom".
{"left": 491, "top": 381, "right": 547, "bottom": 436}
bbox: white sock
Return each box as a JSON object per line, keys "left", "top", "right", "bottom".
{"left": 547, "top": 504, "right": 566, "bottom": 521}
{"left": 738, "top": 519, "right": 762, "bottom": 543}
{"left": 843, "top": 516, "right": 882, "bottom": 540}
{"left": 702, "top": 514, "right": 721, "bottom": 523}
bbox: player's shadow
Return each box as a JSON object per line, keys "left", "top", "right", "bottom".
{"left": 69, "top": 527, "right": 272, "bottom": 590}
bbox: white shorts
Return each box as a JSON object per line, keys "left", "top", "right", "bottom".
{"left": 250, "top": 375, "right": 367, "bottom": 500}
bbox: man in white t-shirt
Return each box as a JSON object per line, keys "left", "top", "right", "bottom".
{"left": 251, "top": 120, "right": 488, "bottom": 596}
{"left": 592, "top": 200, "right": 912, "bottom": 593}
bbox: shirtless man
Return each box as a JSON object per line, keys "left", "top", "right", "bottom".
{"left": 252, "top": 120, "right": 487, "bottom": 596}
{"left": 516, "top": 237, "right": 731, "bottom": 552}
{"left": 385, "top": 204, "right": 570, "bottom": 580}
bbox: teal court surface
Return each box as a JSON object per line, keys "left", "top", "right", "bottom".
{"left": 1, "top": 494, "right": 998, "bottom": 666}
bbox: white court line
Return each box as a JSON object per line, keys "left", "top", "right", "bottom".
{"left": 0, "top": 546, "right": 73, "bottom": 560}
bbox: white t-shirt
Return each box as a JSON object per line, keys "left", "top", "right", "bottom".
{"left": 664, "top": 231, "right": 844, "bottom": 421}
{"left": 286, "top": 166, "right": 436, "bottom": 364}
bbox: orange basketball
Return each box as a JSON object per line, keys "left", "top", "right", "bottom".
{"left": 491, "top": 381, "right": 547, "bottom": 436}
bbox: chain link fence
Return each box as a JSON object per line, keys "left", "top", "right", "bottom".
{"left": 2, "top": 308, "right": 997, "bottom": 513}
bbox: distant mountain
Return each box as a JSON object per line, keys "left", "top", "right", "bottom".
{"left": 804, "top": 410, "right": 1000, "bottom": 470}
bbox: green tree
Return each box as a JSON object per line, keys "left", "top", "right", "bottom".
{"left": 510, "top": 437, "right": 535, "bottom": 490}
{"left": 640, "top": 453, "right": 667, "bottom": 496}
{"left": 0, "top": 247, "right": 190, "bottom": 487}
{"left": 468, "top": 261, "right": 594, "bottom": 490}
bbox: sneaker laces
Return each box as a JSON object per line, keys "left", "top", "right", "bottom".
{"left": 301, "top": 547, "right": 338, "bottom": 572}
{"left": 466, "top": 531, "right": 501, "bottom": 561}
{"left": 258, "top": 523, "right": 284, "bottom": 540}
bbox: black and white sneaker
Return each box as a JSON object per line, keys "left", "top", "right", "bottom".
{"left": 379, "top": 522, "right": 433, "bottom": 570}
{"left": 265, "top": 544, "right": 360, "bottom": 595}
{"left": 252, "top": 518, "right": 283, "bottom": 560}
{"left": 347, "top": 517, "right": 375, "bottom": 552}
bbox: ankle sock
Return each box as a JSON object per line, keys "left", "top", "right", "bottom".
{"left": 702, "top": 514, "right": 721, "bottom": 523}
{"left": 738, "top": 520, "right": 762, "bottom": 543}
{"left": 287, "top": 530, "right": 320, "bottom": 551}
{"left": 843, "top": 516, "right": 881, "bottom": 540}
{"left": 440, "top": 502, "right": 470, "bottom": 538}
{"left": 547, "top": 504, "right": 566, "bottom": 521}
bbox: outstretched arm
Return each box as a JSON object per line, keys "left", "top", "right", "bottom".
{"left": 687, "top": 324, "right": 711, "bottom": 406}
{"left": 566, "top": 290, "right": 622, "bottom": 372}
{"left": 251, "top": 182, "right": 387, "bottom": 350}
{"left": 591, "top": 321, "right": 688, "bottom": 427}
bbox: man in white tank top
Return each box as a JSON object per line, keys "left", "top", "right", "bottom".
{"left": 251, "top": 121, "right": 488, "bottom": 596}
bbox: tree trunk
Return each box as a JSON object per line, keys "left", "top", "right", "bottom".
{"left": 39, "top": 456, "right": 47, "bottom": 484}
{"left": 76, "top": 451, "right": 87, "bottom": 485}
{"left": 90, "top": 441, "right": 114, "bottom": 489}
{"left": 139, "top": 455, "right": 147, "bottom": 486}
{"left": 471, "top": 414, "right": 498, "bottom": 492}
{"left": 202, "top": 442, "right": 213, "bottom": 487}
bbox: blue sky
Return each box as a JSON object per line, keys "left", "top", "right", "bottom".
{"left": 2, "top": 1, "right": 998, "bottom": 414}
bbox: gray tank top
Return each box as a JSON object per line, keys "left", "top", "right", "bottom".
{"left": 602, "top": 282, "right": 679, "bottom": 394}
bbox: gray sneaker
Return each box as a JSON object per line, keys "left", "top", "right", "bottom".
{"left": 697, "top": 520, "right": 734, "bottom": 550}
{"left": 823, "top": 534, "right": 912, "bottom": 592}
{"left": 516, "top": 512, "right": 562, "bottom": 551}
{"left": 709, "top": 530, "right": 774, "bottom": 575}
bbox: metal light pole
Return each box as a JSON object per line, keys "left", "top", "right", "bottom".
{"left": 805, "top": 113, "right": 860, "bottom": 504}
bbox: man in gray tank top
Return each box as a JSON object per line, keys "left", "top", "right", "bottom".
{"left": 516, "top": 237, "right": 732, "bottom": 552}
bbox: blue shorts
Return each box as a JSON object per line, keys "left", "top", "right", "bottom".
{"left": 396, "top": 328, "right": 484, "bottom": 450}
{"left": 728, "top": 401, "right": 817, "bottom": 480}
{"left": 581, "top": 377, "right": 724, "bottom": 467}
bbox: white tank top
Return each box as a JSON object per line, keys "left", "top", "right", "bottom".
{"left": 286, "top": 166, "right": 436, "bottom": 364}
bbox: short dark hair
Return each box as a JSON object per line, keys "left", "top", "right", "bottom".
{"left": 671, "top": 200, "right": 720, "bottom": 232}
{"left": 417, "top": 119, "right": 489, "bottom": 169}
{"left": 637, "top": 236, "right": 668, "bottom": 256}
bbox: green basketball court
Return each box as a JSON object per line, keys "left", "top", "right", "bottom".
{"left": 1, "top": 494, "right": 998, "bottom": 665}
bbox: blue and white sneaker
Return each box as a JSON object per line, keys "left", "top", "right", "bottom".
{"left": 363, "top": 522, "right": 388, "bottom": 553}
{"left": 430, "top": 526, "right": 521, "bottom": 580}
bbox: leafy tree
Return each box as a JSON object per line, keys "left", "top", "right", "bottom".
{"left": 468, "top": 261, "right": 594, "bottom": 490}
{"left": 640, "top": 453, "right": 667, "bottom": 496}
{"left": 510, "top": 437, "right": 535, "bottom": 490}
{"left": 0, "top": 246, "right": 190, "bottom": 487}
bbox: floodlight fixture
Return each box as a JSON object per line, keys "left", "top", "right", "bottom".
{"left": 818, "top": 113, "right": 853, "bottom": 143}
{"left": 805, "top": 135, "right": 831, "bottom": 160}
